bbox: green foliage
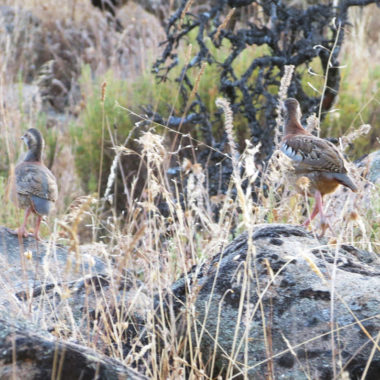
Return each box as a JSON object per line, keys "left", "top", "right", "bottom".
{"left": 71, "top": 37, "right": 269, "bottom": 191}
{"left": 302, "top": 55, "right": 380, "bottom": 159}
{"left": 71, "top": 62, "right": 187, "bottom": 193}
{"left": 72, "top": 28, "right": 380, "bottom": 194}
{"left": 183, "top": 31, "right": 272, "bottom": 144}
{"left": 0, "top": 176, "right": 22, "bottom": 229}
{"left": 322, "top": 58, "right": 380, "bottom": 158}
{"left": 71, "top": 66, "right": 130, "bottom": 192}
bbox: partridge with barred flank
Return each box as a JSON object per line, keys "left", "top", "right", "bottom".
{"left": 281, "top": 98, "right": 357, "bottom": 236}
{"left": 10, "top": 128, "right": 58, "bottom": 240}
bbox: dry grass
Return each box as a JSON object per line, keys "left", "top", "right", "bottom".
{"left": 5, "top": 92, "right": 374, "bottom": 378}
{"left": 0, "top": 1, "right": 379, "bottom": 379}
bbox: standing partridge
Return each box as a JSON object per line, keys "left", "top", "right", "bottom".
{"left": 280, "top": 98, "right": 357, "bottom": 236}
{"left": 11, "top": 128, "right": 58, "bottom": 240}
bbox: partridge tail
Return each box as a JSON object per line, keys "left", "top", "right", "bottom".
{"left": 31, "top": 195, "right": 52, "bottom": 216}
{"left": 333, "top": 173, "right": 358, "bottom": 192}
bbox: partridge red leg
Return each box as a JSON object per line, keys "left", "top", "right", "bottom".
{"left": 34, "top": 215, "right": 42, "bottom": 241}
{"left": 314, "top": 191, "right": 334, "bottom": 237}
{"left": 17, "top": 206, "right": 32, "bottom": 238}
{"left": 302, "top": 201, "right": 320, "bottom": 227}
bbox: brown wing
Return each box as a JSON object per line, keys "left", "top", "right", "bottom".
{"left": 281, "top": 134, "right": 346, "bottom": 174}
{"left": 15, "top": 162, "right": 58, "bottom": 202}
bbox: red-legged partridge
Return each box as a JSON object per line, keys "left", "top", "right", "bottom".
{"left": 281, "top": 98, "right": 357, "bottom": 236}
{"left": 11, "top": 128, "right": 58, "bottom": 240}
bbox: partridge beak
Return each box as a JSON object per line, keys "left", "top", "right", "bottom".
{"left": 21, "top": 135, "right": 27, "bottom": 143}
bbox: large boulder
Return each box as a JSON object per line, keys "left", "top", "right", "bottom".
{"left": 0, "top": 312, "right": 146, "bottom": 380}
{"left": 0, "top": 226, "right": 105, "bottom": 300}
{"left": 169, "top": 224, "right": 380, "bottom": 379}
{"left": 363, "top": 150, "right": 380, "bottom": 185}
{"left": 0, "top": 227, "right": 147, "bottom": 379}
{"left": 2, "top": 223, "right": 379, "bottom": 379}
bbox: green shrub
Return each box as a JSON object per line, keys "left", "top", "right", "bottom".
{"left": 72, "top": 31, "right": 380, "bottom": 196}
{"left": 71, "top": 30, "right": 275, "bottom": 195}
{"left": 71, "top": 66, "right": 129, "bottom": 193}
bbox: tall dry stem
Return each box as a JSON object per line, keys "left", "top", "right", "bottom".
{"left": 275, "top": 64, "right": 295, "bottom": 145}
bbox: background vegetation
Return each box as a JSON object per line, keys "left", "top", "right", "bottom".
{"left": 0, "top": 0, "right": 379, "bottom": 378}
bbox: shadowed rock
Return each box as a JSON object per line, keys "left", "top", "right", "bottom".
{"left": 167, "top": 224, "right": 380, "bottom": 379}
{"left": 0, "top": 312, "right": 147, "bottom": 380}
{"left": 0, "top": 227, "right": 147, "bottom": 379}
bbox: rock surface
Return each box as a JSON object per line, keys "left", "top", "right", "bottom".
{"left": 365, "top": 150, "right": 380, "bottom": 185}
{"left": 0, "top": 226, "right": 106, "bottom": 300}
{"left": 1, "top": 224, "right": 380, "bottom": 379}
{"left": 0, "top": 227, "right": 146, "bottom": 379}
{"left": 169, "top": 224, "right": 380, "bottom": 379}
{"left": 0, "top": 312, "right": 146, "bottom": 380}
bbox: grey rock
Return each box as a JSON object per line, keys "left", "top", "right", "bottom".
{"left": 0, "top": 226, "right": 106, "bottom": 300}
{"left": 0, "top": 227, "right": 147, "bottom": 345}
{"left": 169, "top": 224, "right": 380, "bottom": 379}
{"left": 355, "top": 149, "right": 380, "bottom": 185}
{"left": 0, "top": 311, "right": 147, "bottom": 380}
{"left": 0, "top": 227, "right": 147, "bottom": 379}
{"left": 367, "top": 150, "right": 380, "bottom": 184}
